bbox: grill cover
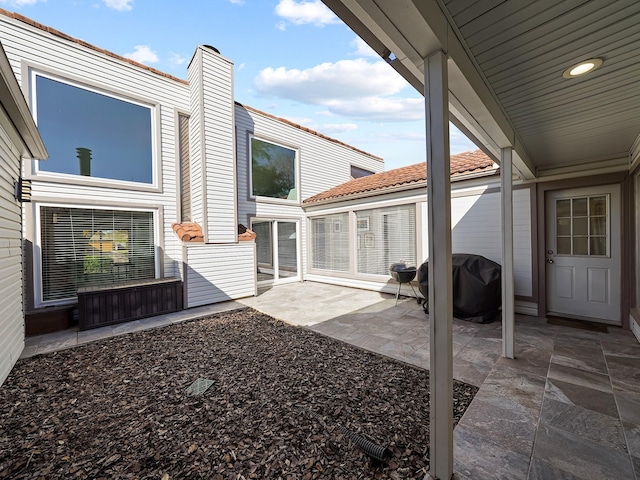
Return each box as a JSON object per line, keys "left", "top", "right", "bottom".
{"left": 418, "top": 254, "right": 501, "bottom": 323}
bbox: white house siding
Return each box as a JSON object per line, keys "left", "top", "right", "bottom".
{"left": 187, "top": 51, "right": 205, "bottom": 234}
{"left": 304, "top": 179, "right": 535, "bottom": 313}
{"left": 184, "top": 243, "right": 256, "bottom": 307}
{"left": 448, "top": 187, "right": 533, "bottom": 297}
{"left": 0, "top": 123, "right": 25, "bottom": 386}
{"left": 235, "top": 105, "right": 383, "bottom": 276}
{"left": 189, "top": 46, "right": 237, "bottom": 243}
{"left": 0, "top": 15, "right": 190, "bottom": 307}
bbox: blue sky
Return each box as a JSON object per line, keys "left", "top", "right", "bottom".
{"left": 1, "top": 0, "right": 477, "bottom": 170}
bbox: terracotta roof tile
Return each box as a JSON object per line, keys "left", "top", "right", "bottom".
{"left": 172, "top": 222, "right": 204, "bottom": 242}
{"left": 303, "top": 150, "right": 496, "bottom": 205}
{"left": 171, "top": 223, "right": 256, "bottom": 242}
{"left": 238, "top": 224, "right": 256, "bottom": 241}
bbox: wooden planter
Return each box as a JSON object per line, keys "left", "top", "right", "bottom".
{"left": 77, "top": 277, "right": 183, "bottom": 331}
{"left": 25, "top": 305, "right": 75, "bottom": 336}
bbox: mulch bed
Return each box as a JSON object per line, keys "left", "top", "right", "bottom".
{"left": 0, "top": 308, "right": 477, "bottom": 479}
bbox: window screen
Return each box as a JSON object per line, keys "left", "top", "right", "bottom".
{"left": 40, "top": 206, "right": 155, "bottom": 302}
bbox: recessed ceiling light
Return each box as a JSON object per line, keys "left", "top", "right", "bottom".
{"left": 562, "top": 58, "right": 603, "bottom": 78}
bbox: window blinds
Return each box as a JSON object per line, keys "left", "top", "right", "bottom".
{"left": 40, "top": 206, "right": 155, "bottom": 302}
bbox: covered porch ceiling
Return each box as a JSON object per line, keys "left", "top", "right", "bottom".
{"left": 322, "top": 0, "right": 640, "bottom": 180}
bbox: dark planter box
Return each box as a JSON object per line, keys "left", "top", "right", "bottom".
{"left": 77, "top": 277, "right": 183, "bottom": 331}
{"left": 25, "top": 305, "right": 75, "bottom": 336}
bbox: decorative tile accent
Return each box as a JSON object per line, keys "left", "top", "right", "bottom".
{"left": 545, "top": 378, "right": 618, "bottom": 418}
{"left": 547, "top": 363, "right": 611, "bottom": 393}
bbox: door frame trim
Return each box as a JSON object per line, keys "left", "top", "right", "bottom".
{"left": 536, "top": 172, "right": 630, "bottom": 327}
{"left": 250, "top": 217, "right": 302, "bottom": 286}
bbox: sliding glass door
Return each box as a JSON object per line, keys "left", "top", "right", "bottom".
{"left": 251, "top": 219, "right": 299, "bottom": 285}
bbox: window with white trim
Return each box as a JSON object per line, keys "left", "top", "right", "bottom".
{"left": 310, "top": 213, "right": 349, "bottom": 272}
{"left": 357, "top": 205, "right": 416, "bottom": 275}
{"left": 250, "top": 137, "right": 298, "bottom": 202}
{"left": 39, "top": 206, "right": 155, "bottom": 302}
{"left": 32, "top": 72, "right": 155, "bottom": 185}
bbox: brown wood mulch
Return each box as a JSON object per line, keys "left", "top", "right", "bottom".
{"left": 0, "top": 308, "right": 477, "bottom": 480}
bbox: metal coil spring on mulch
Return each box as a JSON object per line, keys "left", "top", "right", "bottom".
{"left": 296, "top": 406, "right": 389, "bottom": 462}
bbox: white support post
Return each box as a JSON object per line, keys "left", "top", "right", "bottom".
{"left": 501, "top": 147, "right": 515, "bottom": 359}
{"left": 425, "top": 50, "right": 453, "bottom": 480}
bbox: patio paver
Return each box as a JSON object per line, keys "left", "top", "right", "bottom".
{"left": 19, "top": 281, "right": 640, "bottom": 479}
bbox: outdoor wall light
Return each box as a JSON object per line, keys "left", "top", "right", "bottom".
{"left": 562, "top": 58, "right": 603, "bottom": 78}
{"left": 13, "top": 177, "right": 32, "bottom": 203}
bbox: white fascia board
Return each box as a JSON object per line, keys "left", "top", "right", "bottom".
{"left": 0, "top": 42, "right": 47, "bottom": 160}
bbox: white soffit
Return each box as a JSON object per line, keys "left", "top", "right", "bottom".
{"left": 322, "top": 0, "right": 536, "bottom": 179}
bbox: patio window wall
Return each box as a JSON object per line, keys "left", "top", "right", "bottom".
{"left": 309, "top": 203, "right": 417, "bottom": 279}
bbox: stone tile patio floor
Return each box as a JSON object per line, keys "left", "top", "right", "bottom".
{"left": 20, "top": 282, "right": 640, "bottom": 479}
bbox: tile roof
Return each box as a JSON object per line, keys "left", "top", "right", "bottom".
{"left": 0, "top": 8, "right": 382, "bottom": 162}
{"left": 171, "top": 223, "right": 256, "bottom": 242}
{"left": 303, "top": 150, "right": 497, "bottom": 205}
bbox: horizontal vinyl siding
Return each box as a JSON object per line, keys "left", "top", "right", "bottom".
{"left": 235, "top": 105, "right": 384, "bottom": 276}
{"left": 0, "top": 123, "right": 24, "bottom": 386}
{"left": 0, "top": 16, "right": 190, "bottom": 297}
{"left": 187, "top": 54, "right": 204, "bottom": 230}
{"left": 201, "top": 51, "right": 236, "bottom": 242}
{"left": 436, "top": 187, "right": 533, "bottom": 297}
{"left": 185, "top": 243, "right": 256, "bottom": 307}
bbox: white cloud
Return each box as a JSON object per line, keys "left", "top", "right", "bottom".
{"left": 102, "top": 0, "right": 133, "bottom": 11}
{"left": 450, "top": 124, "right": 478, "bottom": 153}
{"left": 123, "top": 45, "right": 159, "bottom": 64}
{"left": 228, "top": 0, "right": 244, "bottom": 4}
{"left": 318, "top": 123, "right": 358, "bottom": 134}
{"left": 168, "top": 52, "right": 186, "bottom": 67}
{"left": 351, "top": 37, "right": 378, "bottom": 58}
{"left": 236, "top": 63, "right": 246, "bottom": 71}
{"left": 255, "top": 59, "right": 421, "bottom": 122}
{"left": 0, "top": 0, "right": 42, "bottom": 7}
{"left": 255, "top": 59, "right": 406, "bottom": 102}
{"left": 325, "top": 97, "right": 424, "bottom": 122}
{"left": 275, "top": 0, "right": 339, "bottom": 27}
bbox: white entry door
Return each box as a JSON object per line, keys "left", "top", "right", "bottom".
{"left": 545, "top": 185, "right": 621, "bottom": 325}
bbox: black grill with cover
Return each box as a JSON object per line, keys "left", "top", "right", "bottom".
{"left": 418, "top": 253, "right": 501, "bottom": 323}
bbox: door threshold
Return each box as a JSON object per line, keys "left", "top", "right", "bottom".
{"left": 547, "top": 314, "right": 610, "bottom": 332}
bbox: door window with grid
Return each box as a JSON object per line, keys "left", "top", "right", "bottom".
{"left": 556, "top": 195, "right": 608, "bottom": 256}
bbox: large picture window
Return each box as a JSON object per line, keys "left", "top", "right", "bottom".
{"left": 32, "top": 72, "right": 154, "bottom": 184}
{"left": 39, "top": 206, "right": 156, "bottom": 303}
{"left": 250, "top": 137, "right": 298, "bottom": 201}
